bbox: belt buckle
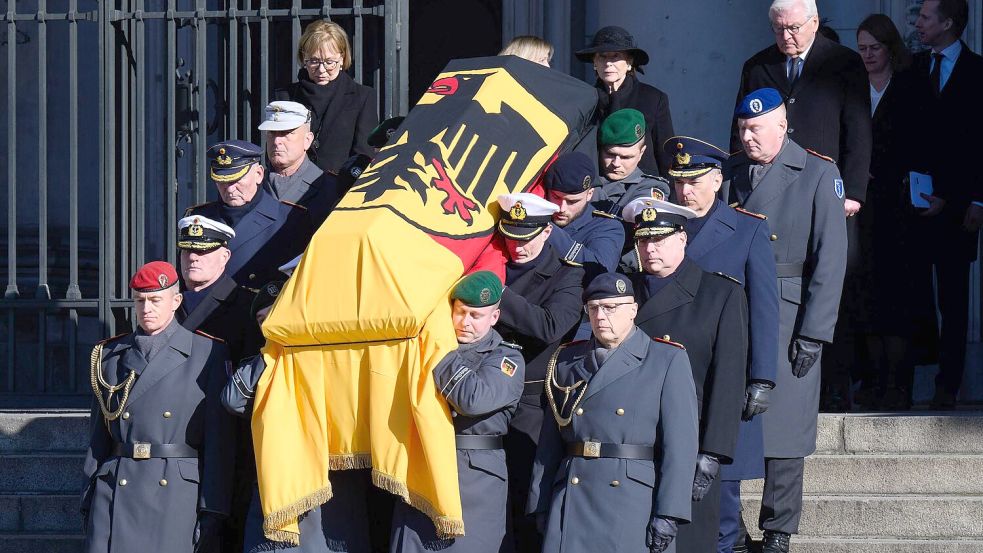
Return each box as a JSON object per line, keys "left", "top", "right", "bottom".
{"left": 582, "top": 440, "right": 601, "bottom": 458}
{"left": 133, "top": 442, "right": 152, "bottom": 460}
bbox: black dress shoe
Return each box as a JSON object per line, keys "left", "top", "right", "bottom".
{"left": 761, "top": 531, "right": 790, "bottom": 553}
{"left": 930, "top": 388, "right": 957, "bottom": 410}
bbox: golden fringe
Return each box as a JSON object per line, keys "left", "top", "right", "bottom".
{"left": 262, "top": 484, "right": 335, "bottom": 545}
{"left": 329, "top": 452, "right": 373, "bottom": 471}
{"left": 371, "top": 469, "right": 465, "bottom": 539}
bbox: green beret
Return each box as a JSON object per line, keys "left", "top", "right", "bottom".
{"left": 599, "top": 108, "right": 646, "bottom": 147}
{"left": 451, "top": 271, "right": 503, "bottom": 307}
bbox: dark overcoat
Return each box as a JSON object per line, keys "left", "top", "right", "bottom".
{"left": 595, "top": 75, "right": 675, "bottom": 177}
{"left": 547, "top": 202, "right": 626, "bottom": 274}
{"left": 177, "top": 273, "right": 263, "bottom": 365}
{"left": 263, "top": 158, "right": 346, "bottom": 230}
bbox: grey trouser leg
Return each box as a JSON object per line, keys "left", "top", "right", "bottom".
{"left": 758, "top": 457, "right": 804, "bottom": 534}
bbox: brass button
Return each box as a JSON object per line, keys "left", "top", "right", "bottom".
{"left": 570, "top": 477, "right": 580, "bottom": 485}
{"left": 159, "top": 479, "right": 168, "bottom": 487}
{"left": 249, "top": 273, "right": 256, "bottom": 280}
{"left": 163, "top": 411, "right": 172, "bottom": 418}
{"left": 616, "top": 408, "right": 625, "bottom": 416}
{"left": 662, "top": 335, "right": 670, "bottom": 341}
{"left": 119, "top": 479, "right": 128, "bottom": 486}
{"left": 122, "top": 412, "right": 130, "bottom": 420}
{"left": 575, "top": 408, "right": 584, "bottom": 416}
{"left": 770, "top": 234, "right": 778, "bottom": 241}
{"left": 610, "top": 480, "right": 620, "bottom": 487}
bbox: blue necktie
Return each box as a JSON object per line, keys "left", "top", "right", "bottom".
{"left": 788, "top": 56, "right": 802, "bottom": 86}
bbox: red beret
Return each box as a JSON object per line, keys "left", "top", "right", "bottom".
{"left": 130, "top": 261, "right": 179, "bottom": 292}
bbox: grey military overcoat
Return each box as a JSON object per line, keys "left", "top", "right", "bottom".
{"left": 81, "top": 323, "right": 235, "bottom": 553}
{"left": 723, "top": 139, "right": 847, "bottom": 458}
{"left": 527, "top": 329, "right": 699, "bottom": 553}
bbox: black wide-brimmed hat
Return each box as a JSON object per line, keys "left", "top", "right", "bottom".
{"left": 575, "top": 26, "right": 649, "bottom": 67}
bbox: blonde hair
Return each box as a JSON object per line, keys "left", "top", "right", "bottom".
{"left": 297, "top": 20, "right": 352, "bottom": 70}
{"left": 499, "top": 35, "right": 554, "bottom": 64}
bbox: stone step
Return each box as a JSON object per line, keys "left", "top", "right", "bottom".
{"left": 815, "top": 413, "right": 983, "bottom": 454}
{"left": 786, "top": 537, "right": 983, "bottom": 553}
{"left": 0, "top": 411, "right": 89, "bottom": 453}
{"left": 0, "top": 534, "right": 83, "bottom": 553}
{"left": 742, "top": 495, "right": 983, "bottom": 539}
{"left": 0, "top": 494, "right": 82, "bottom": 534}
{"left": 741, "top": 454, "right": 983, "bottom": 495}
{"left": 0, "top": 454, "right": 86, "bottom": 494}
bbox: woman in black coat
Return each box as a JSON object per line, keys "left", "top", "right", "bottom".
{"left": 276, "top": 20, "right": 378, "bottom": 175}
{"left": 576, "top": 26, "right": 675, "bottom": 178}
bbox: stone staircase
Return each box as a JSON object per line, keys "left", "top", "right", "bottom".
{"left": 0, "top": 410, "right": 88, "bottom": 553}
{"left": 742, "top": 413, "right": 983, "bottom": 552}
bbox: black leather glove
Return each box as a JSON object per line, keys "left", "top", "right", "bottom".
{"left": 790, "top": 337, "right": 822, "bottom": 378}
{"left": 193, "top": 512, "right": 224, "bottom": 553}
{"left": 692, "top": 453, "right": 720, "bottom": 501}
{"left": 742, "top": 382, "right": 774, "bottom": 421}
{"left": 645, "top": 516, "right": 678, "bottom": 553}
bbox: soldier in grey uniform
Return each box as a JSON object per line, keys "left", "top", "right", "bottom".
{"left": 723, "top": 88, "right": 847, "bottom": 553}
{"left": 390, "top": 271, "right": 525, "bottom": 553}
{"left": 528, "top": 272, "right": 699, "bottom": 553}
{"left": 82, "top": 261, "right": 235, "bottom": 553}
{"left": 592, "top": 108, "right": 671, "bottom": 218}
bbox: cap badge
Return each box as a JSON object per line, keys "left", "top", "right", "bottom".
{"left": 675, "top": 152, "right": 691, "bottom": 166}
{"left": 217, "top": 152, "right": 233, "bottom": 166}
{"left": 157, "top": 274, "right": 169, "bottom": 288}
{"left": 582, "top": 175, "right": 592, "bottom": 190}
{"left": 642, "top": 207, "right": 658, "bottom": 222}
{"left": 189, "top": 223, "right": 204, "bottom": 237}
{"left": 510, "top": 201, "right": 527, "bottom": 221}
{"left": 750, "top": 98, "right": 764, "bottom": 114}
{"left": 651, "top": 187, "right": 666, "bottom": 201}
{"left": 479, "top": 288, "right": 492, "bottom": 304}
{"left": 634, "top": 123, "right": 643, "bottom": 140}
{"left": 615, "top": 279, "right": 627, "bottom": 293}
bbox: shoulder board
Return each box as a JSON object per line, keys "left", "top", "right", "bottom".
{"left": 652, "top": 336, "right": 686, "bottom": 350}
{"left": 592, "top": 209, "right": 617, "bottom": 219}
{"left": 805, "top": 149, "right": 836, "bottom": 164}
{"left": 734, "top": 206, "right": 767, "bottom": 220}
{"left": 560, "top": 258, "right": 583, "bottom": 267}
{"left": 500, "top": 340, "right": 523, "bottom": 351}
{"left": 712, "top": 271, "right": 742, "bottom": 286}
{"left": 183, "top": 201, "right": 215, "bottom": 216}
{"left": 96, "top": 332, "right": 129, "bottom": 345}
{"left": 729, "top": 150, "right": 743, "bottom": 156}
{"left": 194, "top": 330, "right": 226, "bottom": 344}
{"left": 561, "top": 339, "right": 589, "bottom": 348}
{"left": 280, "top": 200, "right": 308, "bottom": 211}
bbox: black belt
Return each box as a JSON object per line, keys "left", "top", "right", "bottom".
{"left": 112, "top": 442, "right": 198, "bottom": 459}
{"left": 567, "top": 441, "right": 655, "bottom": 460}
{"left": 775, "top": 262, "right": 804, "bottom": 278}
{"left": 455, "top": 435, "right": 504, "bottom": 450}
{"left": 522, "top": 380, "right": 544, "bottom": 396}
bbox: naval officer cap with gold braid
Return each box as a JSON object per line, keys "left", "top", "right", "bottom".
{"left": 622, "top": 197, "right": 697, "bottom": 240}
{"left": 206, "top": 140, "right": 263, "bottom": 183}
{"left": 496, "top": 193, "right": 559, "bottom": 241}
{"left": 176, "top": 215, "right": 236, "bottom": 251}
{"left": 663, "top": 135, "right": 729, "bottom": 179}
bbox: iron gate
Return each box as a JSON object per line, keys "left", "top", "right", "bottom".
{"left": 0, "top": 0, "right": 408, "bottom": 405}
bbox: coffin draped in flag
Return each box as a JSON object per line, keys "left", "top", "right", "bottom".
{"left": 252, "top": 56, "right": 597, "bottom": 544}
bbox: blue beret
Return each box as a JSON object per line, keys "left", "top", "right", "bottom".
{"left": 207, "top": 140, "right": 263, "bottom": 183}
{"left": 545, "top": 152, "right": 597, "bottom": 194}
{"left": 735, "top": 87, "right": 784, "bottom": 120}
{"left": 664, "top": 136, "right": 729, "bottom": 178}
{"left": 583, "top": 272, "right": 634, "bottom": 303}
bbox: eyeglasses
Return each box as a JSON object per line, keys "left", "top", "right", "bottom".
{"left": 304, "top": 58, "right": 342, "bottom": 70}
{"left": 771, "top": 15, "right": 814, "bottom": 36}
{"left": 584, "top": 302, "right": 634, "bottom": 315}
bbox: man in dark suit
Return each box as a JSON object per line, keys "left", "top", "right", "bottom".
{"left": 725, "top": 89, "right": 847, "bottom": 553}
{"left": 186, "top": 140, "right": 314, "bottom": 288}
{"left": 622, "top": 197, "right": 748, "bottom": 553}
{"left": 493, "top": 192, "right": 585, "bottom": 553}
{"left": 911, "top": 0, "right": 983, "bottom": 408}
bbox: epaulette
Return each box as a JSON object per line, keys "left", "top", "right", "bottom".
{"left": 653, "top": 335, "right": 685, "bottom": 350}
{"left": 183, "top": 201, "right": 215, "bottom": 216}
{"left": 280, "top": 200, "right": 308, "bottom": 211}
{"left": 805, "top": 149, "right": 836, "bottom": 164}
{"left": 712, "top": 271, "right": 742, "bottom": 286}
{"left": 500, "top": 340, "right": 523, "bottom": 351}
{"left": 592, "top": 209, "right": 617, "bottom": 219}
{"left": 560, "top": 258, "right": 583, "bottom": 268}
{"left": 96, "top": 333, "right": 129, "bottom": 345}
{"left": 734, "top": 206, "right": 767, "bottom": 220}
{"left": 194, "top": 330, "right": 226, "bottom": 344}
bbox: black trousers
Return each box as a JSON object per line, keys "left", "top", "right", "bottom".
{"left": 933, "top": 256, "right": 972, "bottom": 395}
{"left": 759, "top": 457, "right": 805, "bottom": 534}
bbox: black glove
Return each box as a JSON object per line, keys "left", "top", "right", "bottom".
{"left": 645, "top": 516, "right": 678, "bottom": 553}
{"left": 193, "top": 512, "right": 224, "bottom": 553}
{"left": 691, "top": 453, "right": 720, "bottom": 501}
{"left": 742, "top": 382, "right": 773, "bottom": 421}
{"left": 790, "top": 337, "right": 822, "bottom": 378}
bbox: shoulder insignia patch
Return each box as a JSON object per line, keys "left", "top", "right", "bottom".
{"left": 500, "top": 357, "right": 518, "bottom": 377}
{"left": 592, "top": 209, "right": 617, "bottom": 219}
{"left": 713, "top": 271, "right": 743, "bottom": 286}
{"left": 805, "top": 149, "right": 836, "bottom": 164}
{"left": 96, "top": 332, "right": 129, "bottom": 345}
{"left": 560, "top": 258, "right": 583, "bottom": 268}
{"left": 500, "top": 340, "right": 523, "bottom": 351}
{"left": 194, "top": 330, "right": 226, "bottom": 343}
{"left": 734, "top": 207, "right": 767, "bottom": 220}
{"left": 280, "top": 200, "right": 308, "bottom": 211}
{"left": 653, "top": 336, "right": 686, "bottom": 350}
{"left": 833, "top": 178, "right": 845, "bottom": 199}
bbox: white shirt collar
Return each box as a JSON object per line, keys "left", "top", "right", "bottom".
{"left": 787, "top": 38, "right": 815, "bottom": 63}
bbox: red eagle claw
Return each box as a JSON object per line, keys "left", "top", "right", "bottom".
{"left": 430, "top": 158, "right": 478, "bottom": 225}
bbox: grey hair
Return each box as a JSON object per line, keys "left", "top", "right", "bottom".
{"left": 769, "top": 0, "right": 818, "bottom": 19}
